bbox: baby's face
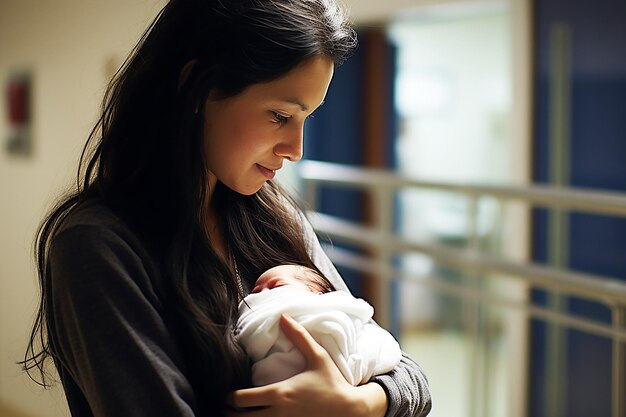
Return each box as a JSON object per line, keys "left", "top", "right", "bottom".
{"left": 252, "top": 265, "right": 323, "bottom": 294}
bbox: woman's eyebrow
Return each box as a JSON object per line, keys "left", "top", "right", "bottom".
{"left": 283, "top": 98, "right": 308, "bottom": 111}
{"left": 282, "top": 99, "right": 326, "bottom": 112}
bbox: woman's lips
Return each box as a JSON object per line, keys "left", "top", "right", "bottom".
{"left": 256, "top": 164, "right": 276, "bottom": 179}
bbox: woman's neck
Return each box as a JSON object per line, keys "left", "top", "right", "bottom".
{"left": 201, "top": 178, "right": 229, "bottom": 261}
{"left": 204, "top": 206, "right": 229, "bottom": 262}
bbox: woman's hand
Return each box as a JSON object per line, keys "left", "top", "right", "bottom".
{"left": 226, "top": 315, "right": 388, "bottom": 417}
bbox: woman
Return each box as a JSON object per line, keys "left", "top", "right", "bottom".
{"left": 22, "top": 0, "right": 432, "bottom": 416}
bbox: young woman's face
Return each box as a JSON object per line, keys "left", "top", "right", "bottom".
{"left": 203, "top": 55, "right": 334, "bottom": 195}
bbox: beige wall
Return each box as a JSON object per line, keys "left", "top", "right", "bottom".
{"left": 0, "top": 1, "right": 165, "bottom": 415}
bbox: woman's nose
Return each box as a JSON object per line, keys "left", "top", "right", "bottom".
{"left": 274, "top": 124, "right": 304, "bottom": 162}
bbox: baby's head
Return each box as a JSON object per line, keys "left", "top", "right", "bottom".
{"left": 252, "top": 265, "right": 335, "bottom": 294}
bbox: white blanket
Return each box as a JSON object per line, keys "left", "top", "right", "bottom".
{"left": 235, "top": 287, "right": 402, "bottom": 386}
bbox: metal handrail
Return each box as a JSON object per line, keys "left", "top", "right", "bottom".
{"left": 299, "top": 160, "right": 626, "bottom": 306}
{"left": 321, "top": 244, "right": 626, "bottom": 342}
{"left": 298, "top": 159, "right": 626, "bottom": 417}
{"left": 308, "top": 211, "right": 626, "bottom": 307}
{"left": 299, "top": 160, "right": 626, "bottom": 217}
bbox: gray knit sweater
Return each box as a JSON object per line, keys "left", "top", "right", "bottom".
{"left": 48, "top": 201, "right": 431, "bottom": 417}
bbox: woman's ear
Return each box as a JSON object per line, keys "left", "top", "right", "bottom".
{"left": 178, "top": 59, "right": 198, "bottom": 90}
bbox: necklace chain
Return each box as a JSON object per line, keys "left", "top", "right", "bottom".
{"left": 231, "top": 251, "right": 245, "bottom": 299}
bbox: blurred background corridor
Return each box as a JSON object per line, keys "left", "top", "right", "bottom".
{"left": 1, "top": 0, "right": 626, "bottom": 416}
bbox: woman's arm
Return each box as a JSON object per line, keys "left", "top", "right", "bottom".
{"left": 49, "top": 223, "right": 199, "bottom": 416}
{"left": 370, "top": 354, "right": 432, "bottom": 417}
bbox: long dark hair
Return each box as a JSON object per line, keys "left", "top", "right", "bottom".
{"left": 22, "top": 0, "right": 356, "bottom": 412}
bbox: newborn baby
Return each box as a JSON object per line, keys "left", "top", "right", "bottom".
{"left": 235, "top": 264, "right": 402, "bottom": 386}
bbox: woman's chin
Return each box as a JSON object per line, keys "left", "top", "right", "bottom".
{"left": 228, "top": 181, "right": 267, "bottom": 196}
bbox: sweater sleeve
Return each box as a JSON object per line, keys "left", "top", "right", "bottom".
{"left": 302, "top": 215, "right": 432, "bottom": 417}
{"left": 48, "top": 224, "right": 199, "bottom": 417}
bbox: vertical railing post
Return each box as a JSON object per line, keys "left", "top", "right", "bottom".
{"left": 613, "top": 306, "right": 626, "bottom": 417}
{"left": 370, "top": 186, "right": 394, "bottom": 330}
{"left": 546, "top": 20, "right": 572, "bottom": 417}
{"left": 466, "top": 195, "right": 487, "bottom": 417}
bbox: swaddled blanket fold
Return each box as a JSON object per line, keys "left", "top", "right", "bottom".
{"left": 235, "top": 286, "right": 402, "bottom": 386}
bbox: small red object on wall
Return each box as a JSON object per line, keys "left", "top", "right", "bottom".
{"left": 5, "top": 72, "right": 32, "bottom": 156}
{"left": 8, "top": 76, "right": 29, "bottom": 125}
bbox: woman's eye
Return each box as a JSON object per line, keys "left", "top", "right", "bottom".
{"left": 272, "top": 112, "right": 289, "bottom": 124}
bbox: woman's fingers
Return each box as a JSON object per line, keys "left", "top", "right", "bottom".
{"left": 278, "top": 314, "right": 327, "bottom": 366}
{"left": 226, "top": 315, "right": 354, "bottom": 417}
{"left": 227, "top": 386, "right": 272, "bottom": 408}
